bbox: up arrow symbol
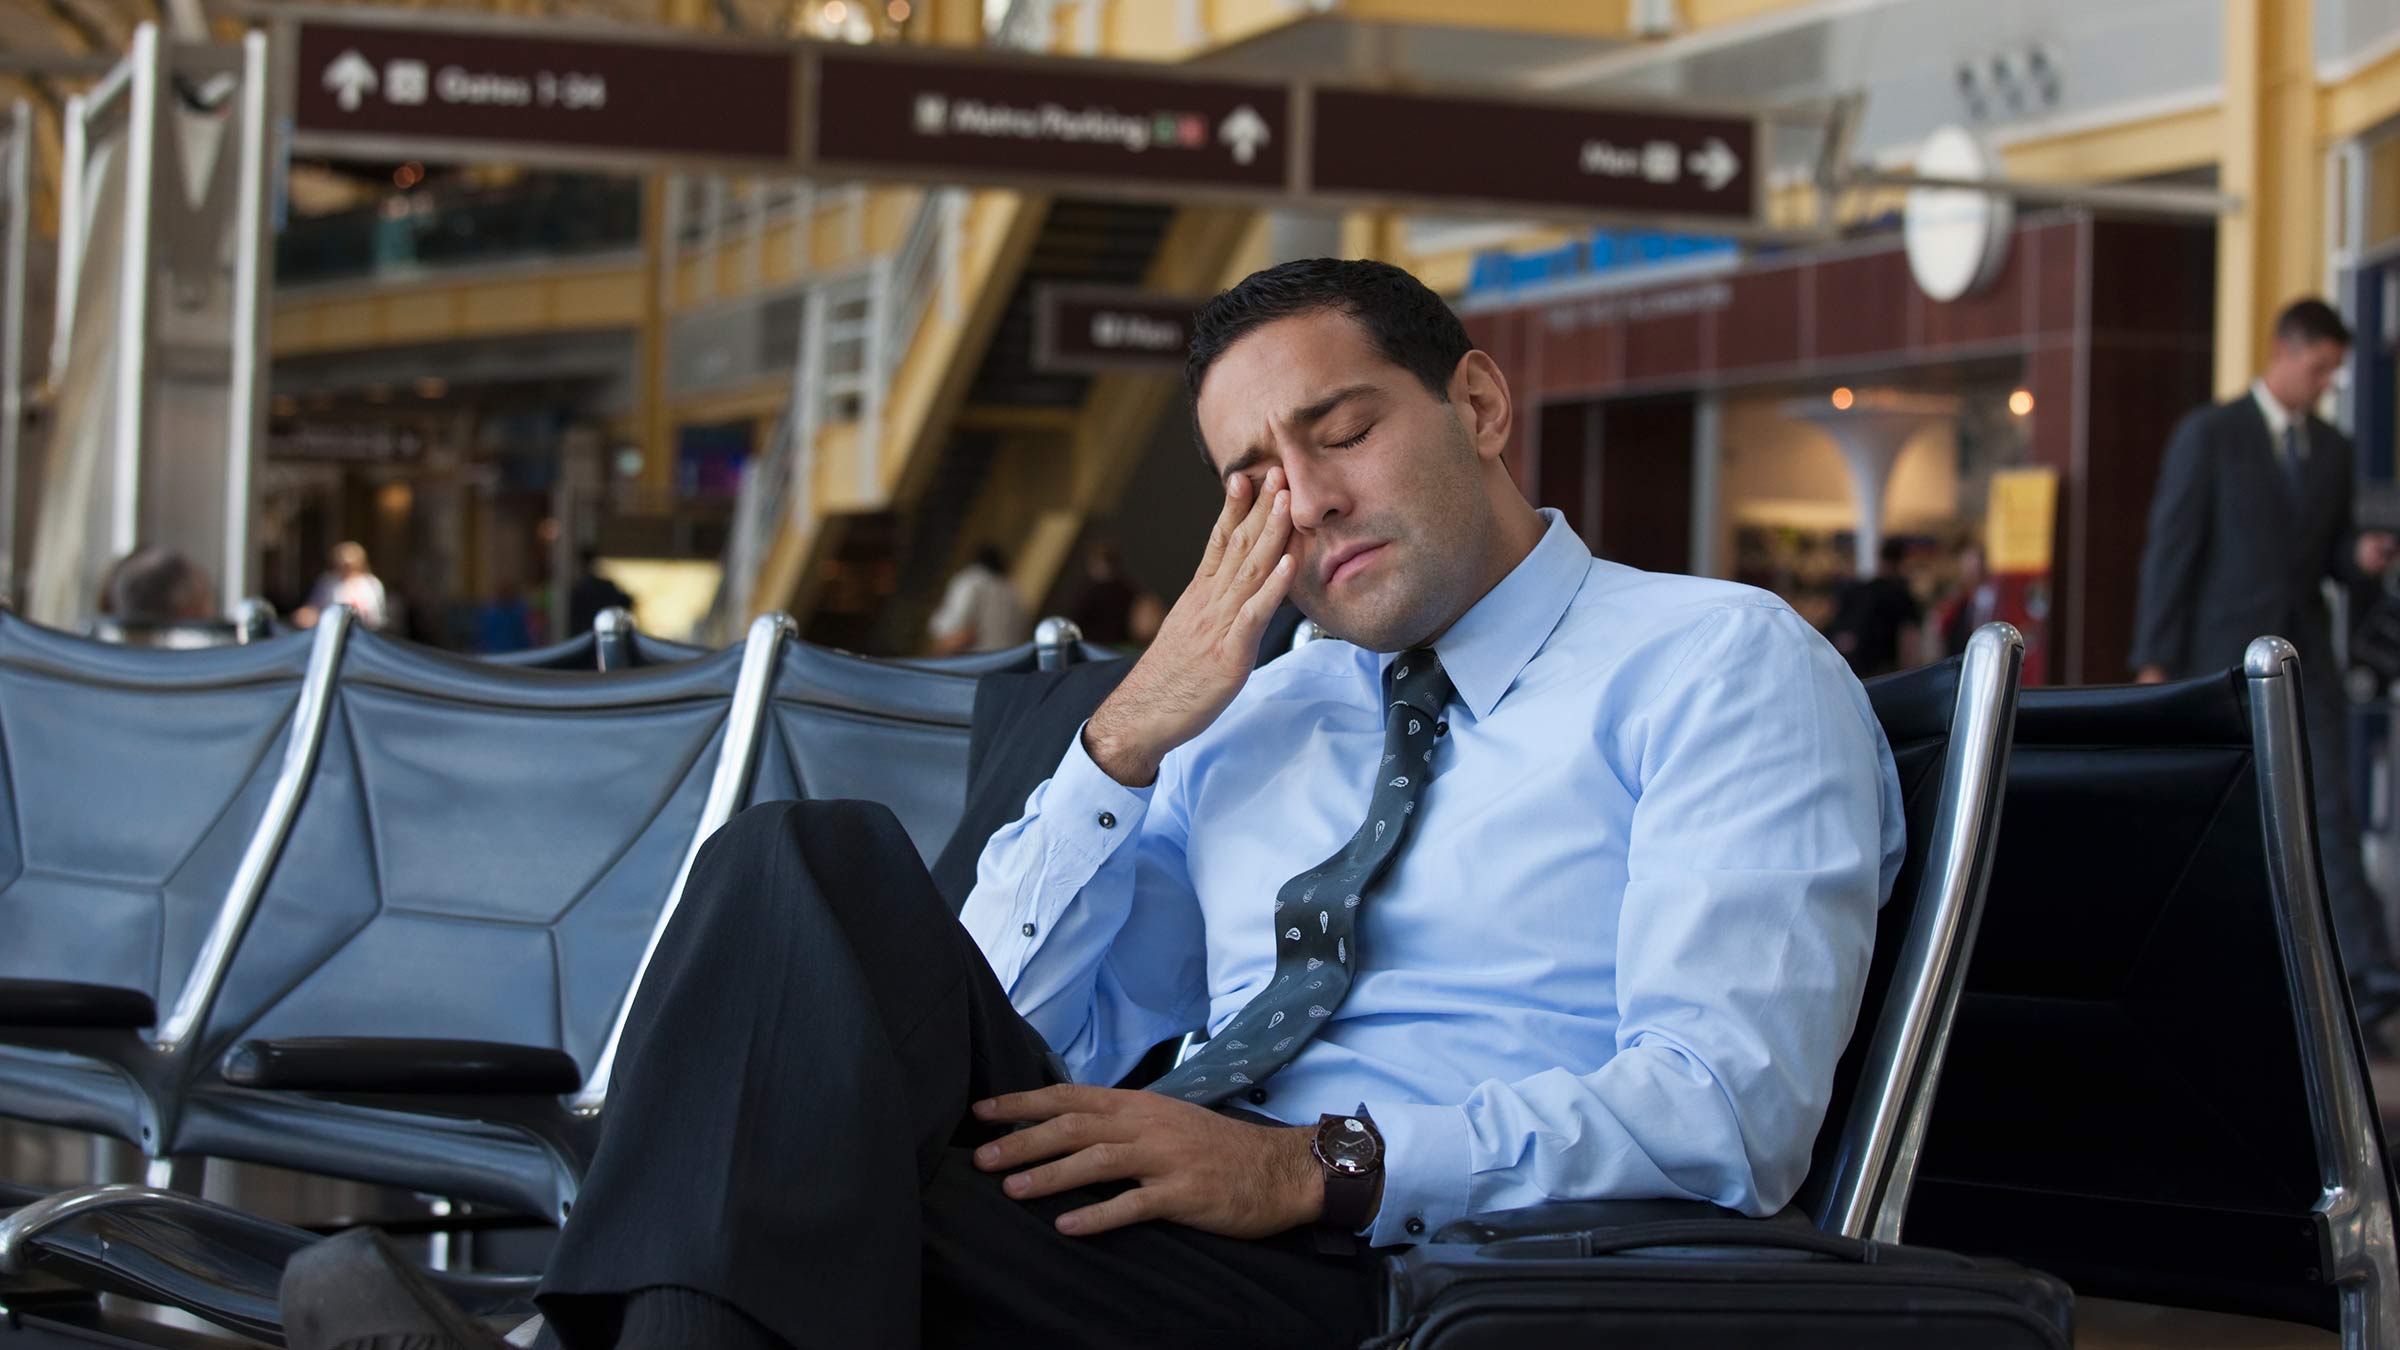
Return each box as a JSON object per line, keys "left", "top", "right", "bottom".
{"left": 323, "top": 49, "right": 378, "bottom": 112}
{"left": 1688, "top": 137, "right": 1741, "bottom": 191}
{"left": 1219, "top": 105, "right": 1271, "bottom": 167}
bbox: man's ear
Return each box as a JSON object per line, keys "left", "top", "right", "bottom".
{"left": 1450, "top": 350, "right": 1514, "bottom": 464}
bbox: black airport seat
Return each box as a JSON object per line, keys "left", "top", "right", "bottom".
{"left": 153, "top": 615, "right": 785, "bottom": 1224}
{"left": 896, "top": 617, "right": 1117, "bottom": 678}
{"left": 1901, "top": 637, "right": 2398, "bottom": 1343}
{"left": 749, "top": 643, "right": 985, "bottom": 866}
{"left": 0, "top": 609, "right": 346, "bottom": 1155}
{"left": 480, "top": 609, "right": 706, "bottom": 673}
{"left": 751, "top": 616, "right": 1114, "bottom": 866}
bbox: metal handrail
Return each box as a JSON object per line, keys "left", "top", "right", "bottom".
{"left": 152, "top": 606, "right": 354, "bottom": 1054}
{"left": 568, "top": 611, "right": 796, "bottom": 1115}
{"left": 2246, "top": 635, "right": 2400, "bottom": 1350}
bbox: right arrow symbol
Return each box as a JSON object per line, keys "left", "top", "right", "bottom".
{"left": 1689, "top": 137, "right": 1740, "bottom": 191}
{"left": 323, "top": 49, "right": 378, "bottom": 112}
{"left": 1219, "top": 105, "right": 1271, "bottom": 167}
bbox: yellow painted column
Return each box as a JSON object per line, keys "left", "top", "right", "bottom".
{"left": 638, "top": 176, "right": 675, "bottom": 504}
{"left": 912, "top": 0, "right": 985, "bottom": 46}
{"left": 2217, "top": 0, "right": 2322, "bottom": 396}
{"left": 1341, "top": 210, "right": 1404, "bottom": 263}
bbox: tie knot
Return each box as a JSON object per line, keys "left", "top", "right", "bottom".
{"left": 1387, "top": 648, "right": 1454, "bottom": 718}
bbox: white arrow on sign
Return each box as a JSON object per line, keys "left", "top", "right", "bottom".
{"left": 1219, "top": 105, "right": 1271, "bottom": 167}
{"left": 323, "top": 49, "right": 378, "bottom": 112}
{"left": 1688, "top": 137, "right": 1741, "bottom": 192}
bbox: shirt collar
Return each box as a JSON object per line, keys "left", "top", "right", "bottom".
{"left": 1395, "top": 508, "right": 1589, "bottom": 722}
{"left": 2252, "top": 379, "right": 2299, "bottom": 442}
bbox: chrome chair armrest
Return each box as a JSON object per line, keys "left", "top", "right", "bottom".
{"left": 0, "top": 1183, "right": 536, "bottom": 1343}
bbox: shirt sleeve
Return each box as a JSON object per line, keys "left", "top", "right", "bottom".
{"left": 957, "top": 727, "right": 1211, "bottom": 1087}
{"left": 1366, "top": 604, "right": 1901, "bottom": 1245}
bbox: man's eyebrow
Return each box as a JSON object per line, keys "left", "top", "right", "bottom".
{"left": 1215, "top": 383, "right": 1384, "bottom": 481}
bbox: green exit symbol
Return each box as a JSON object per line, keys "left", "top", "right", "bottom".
{"left": 1151, "top": 112, "right": 1176, "bottom": 147}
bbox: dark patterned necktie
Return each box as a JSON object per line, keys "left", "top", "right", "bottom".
{"left": 1148, "top": 648, "right": 1456, "bottom": 1106}
{"left": 2283, "top": 422, "right": 2308, "bottom": 499}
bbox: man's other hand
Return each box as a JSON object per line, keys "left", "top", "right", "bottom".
{"left": 2135, "top": 666, "right": 2169, "bottom": 684}
{"left": 2359, "top": 531, "right": 2400, "bottom": 578}
{"left": 971, "top": 1084, "right": 1323, "bottom": 1239}
{"left": 1082, "top": 466, "right": 1295, "bottom": 787}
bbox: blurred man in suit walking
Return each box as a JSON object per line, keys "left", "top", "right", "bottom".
{"left": 2133, "top": 298, "right": 2400, "bottom": 1038}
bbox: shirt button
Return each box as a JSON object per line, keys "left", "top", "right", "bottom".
{"left": 1020, "top": 922, "right": 1037, "bottom": 937}
{"left": 1405, "top": 1216, "right": 1426, "bottom": 1237}
{"left": 1246, "top": 1087, "right": 1268, "bottom": 1105}
{"left": 1096, "top": 811, "right": 1116, "bottom": 830}
{"left": 1434, "top": 721, "right": 1448, "bottom": 738}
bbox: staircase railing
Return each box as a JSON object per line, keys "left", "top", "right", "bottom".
{"left": 703, "top": 182, "right": 967, "bottom": 637}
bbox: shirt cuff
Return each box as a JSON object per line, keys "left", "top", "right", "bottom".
{"left": 1039, "top": 721, "right": 1156, "bottom": 869}
{"left": 1367, "top": 1101, "right": 1473, "bottom": 1246}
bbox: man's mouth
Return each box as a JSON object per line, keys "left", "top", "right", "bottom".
{"left": 1322, "top": 542, "right": 1387, "bottom": 588}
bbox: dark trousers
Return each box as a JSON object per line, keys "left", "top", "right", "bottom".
{"left": 537, "top": 800, "right": 1382, "bottom": 1350}
{"left": 2302, "top": 653, "right": 2400, "bottom": 985}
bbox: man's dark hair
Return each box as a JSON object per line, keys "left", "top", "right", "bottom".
{"left": 2275, "top": 298, "right": 2353, "bottom": 350}
{"left": 1184, "top": 258, "right": 1472, "bottom": 461}
{"left": 1879, "top": 537, "right": 1910, "bottom": 569}
{"left": 106, "top": 547, "right": 210, "bottom": 624}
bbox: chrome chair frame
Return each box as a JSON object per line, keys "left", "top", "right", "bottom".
{"left": 0, "top": 606, "right": 353, "bottom": 1157}
{"left": 566, "top": 612, "right": 795, "bottom": 1118}
{"left": 592, "top": 605, "right": 634, "bottom": 672}
{"left": 2246, "top": 635, "right": 2400, "bottom": 1349}
{"left": 1814, "top": 621, "right": 2021, "bottom": 1240}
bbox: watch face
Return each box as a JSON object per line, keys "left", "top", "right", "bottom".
{"left": 1316, "top": 1115, "right": 1381, "bottom": 1174}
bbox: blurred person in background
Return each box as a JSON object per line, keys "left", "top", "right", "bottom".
{"left": 99, "top": 547, "right": 217, "bottom": 646}
{"left": 928, "top": 545, "right": 1030, "bottom": 656}
{"left": 1932, "top": 542, "right": 1999, "bottom": 660}
{"left": 1824, "top": 537, "right": 1921, "bottom": 679}
{"left": 2132, "top": 296, "right": 2400, "bottom": 1041}
{"left": 473, "top": 581, "right": 536, "bottom": 654}
{"left": 295, "top": 541, "right": 388, "bottom": 631}
{"left": 568, "top": 549, "right": 635, "bottom": 637}
{"left": 1067, "top": 539, "right": 1162, "bottom": 649}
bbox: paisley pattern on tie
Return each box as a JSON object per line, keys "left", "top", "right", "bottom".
{"left": 1147, "top": 648, "right": 1456, "bottom": 1106}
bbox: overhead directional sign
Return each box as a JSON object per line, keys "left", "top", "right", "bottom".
{"left": 809, "top": 48, "right": 1291, "bottom": 196}
{"left": 290, "top": 20, "right": 796, "bottom": 164}
{"left": 1309, "top": 88, "right": 1760, "bottom": 224}
{"left": 1031, "top": 285, "right": 1197, "bottom": 374}
{"left": 276, "top": 16, "right": 1778, "bottom": 232}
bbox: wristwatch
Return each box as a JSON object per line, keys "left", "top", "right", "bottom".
{"left": 1312, "top": 1108, "right": 1385, "bottom": 1237}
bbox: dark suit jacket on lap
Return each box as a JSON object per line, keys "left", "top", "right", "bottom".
{"left": 2132, "top": 394, "right": 2361, "bottom": 679}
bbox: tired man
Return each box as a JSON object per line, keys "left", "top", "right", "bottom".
{"left": 288, "top": 260, "right": 1904, "bottom": 1350}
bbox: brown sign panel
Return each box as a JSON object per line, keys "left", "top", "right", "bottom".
{"left": 1310, "top": 88, "right": 1759, "bottom": 223}
{"left": 811, "top": 49, "right": 1290, "bottom": 194}
{"left": 291, "top": 21, "right": 795, "bottom": 163}
{"left": 1032, "top": 285, "right": 1197, "bottom": 374}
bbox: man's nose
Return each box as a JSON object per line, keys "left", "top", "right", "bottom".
{"left": 1282, "top": 458, "right": 1345, "bottom": 528}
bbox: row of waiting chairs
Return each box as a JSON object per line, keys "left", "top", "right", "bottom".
{"left": 0, "top": 606, "right": 1098, "bottom": 1227}
{"left": 0, "top": 615, "right": 2391, "bottom": 1347}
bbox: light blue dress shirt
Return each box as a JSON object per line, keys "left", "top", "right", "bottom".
{"left": 959, "top": 509, "right": 1905, "bottom": 1247}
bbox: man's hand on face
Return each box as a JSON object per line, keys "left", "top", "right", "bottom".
{"left": 971, "top": 1084, "right": 1325, "bottom": 1239}
{"left": 1083, "top": 466, "right": 1295, "bottom": 787}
